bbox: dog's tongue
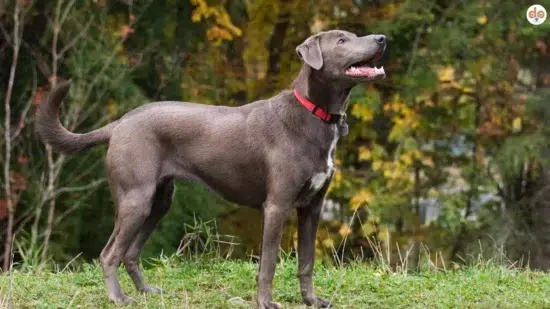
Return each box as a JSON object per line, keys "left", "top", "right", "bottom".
{"left": 346, "top": 65, "right": 385, "bottom": 78}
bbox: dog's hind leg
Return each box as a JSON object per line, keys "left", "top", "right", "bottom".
{"left": 123, "top": 178, "right": 175, "bottom": 294}
{"left": 100, "top": 184, "right": 156, "bottom": 305}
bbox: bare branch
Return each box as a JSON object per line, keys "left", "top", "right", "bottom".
{"left": 42, "top": 0, "right": 65, "bottom": 264}
{"left": 52, "top": 179, "right": 105, "bottom": 197}
{"left": 0, "top": 22, "right": 11, "bottom": 46}
{"left": 59, "top": 0, "right": 77, "bottom": 27}
{"left": 406, "top": 25, "right": 424, "bottom": 76}
{"left": 11, "top": 67, "right": 37, "bottom": 141}
{"left": 3, "top": 0, "right": 23, "bottom": 272}
{"left": 58, "top": 17, "right": 93, "bottom": 57}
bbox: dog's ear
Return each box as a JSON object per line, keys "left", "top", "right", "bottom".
{"left": 296, "top": 35, "right": 323, "bottom": 70}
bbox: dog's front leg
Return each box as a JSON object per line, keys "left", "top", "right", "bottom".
{"left": 257, "top": 203, "right": 291, "bottom": 309}
{"left": 297, "top": 198, "right": 332, "bottom": 308}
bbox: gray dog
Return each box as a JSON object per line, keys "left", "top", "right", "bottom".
{"left": 36, "top": 30, "right": 386, "bottom": 308}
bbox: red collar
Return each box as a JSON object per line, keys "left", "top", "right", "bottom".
{"left": 293, "top": 89, "right": 342, "bottom": 124}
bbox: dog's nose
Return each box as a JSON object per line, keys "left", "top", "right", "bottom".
{"left": 374, "top": 35, "right": 386, "bottom": 45}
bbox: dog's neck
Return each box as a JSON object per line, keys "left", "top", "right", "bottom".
{"left": 292, "top": 65, "right": 352, "bottom": 114}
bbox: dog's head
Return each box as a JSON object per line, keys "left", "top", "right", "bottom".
{"left": 296, "top": 30, "right": 386, "bottom": 84}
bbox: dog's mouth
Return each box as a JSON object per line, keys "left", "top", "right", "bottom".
{"left": 344, "top": 51, "right": 385, "bottom": 80}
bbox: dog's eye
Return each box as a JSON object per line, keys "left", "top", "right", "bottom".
{"left": 337, "top": 39, "right": 345, "bottom": 44}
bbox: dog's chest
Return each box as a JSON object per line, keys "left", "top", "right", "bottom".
{"left": 309, "top": 129, "right": 339, "bottom": 191}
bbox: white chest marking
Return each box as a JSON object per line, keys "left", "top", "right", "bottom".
{"left": 310, "top": 129, "right": 339, "bottom": 191}
{"left": 327, "top": 128, "right": 339, "bottom": 168}
{"left": 310, "top": 173, "right": 328, "bottom": 191}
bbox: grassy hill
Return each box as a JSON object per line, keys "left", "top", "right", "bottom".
{"left": 1, "top": 256, "right": 550, "bottom": 309}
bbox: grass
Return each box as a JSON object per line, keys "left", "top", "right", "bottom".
{"left": 3, "top": 220, "right": 550, "bottom": 308}
{"left": 1, "top": 255, "right": 550, "bottom": 309}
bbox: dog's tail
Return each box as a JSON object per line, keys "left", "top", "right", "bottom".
{"left": 36, "top": 80, "right": 119, "bottom": 155}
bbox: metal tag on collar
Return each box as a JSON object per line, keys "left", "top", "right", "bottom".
{"left": 338, "top": 113, "right": 348, "bottom": 136}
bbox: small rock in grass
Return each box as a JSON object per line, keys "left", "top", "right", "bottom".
{"left": 228, "top": 296, "right": 245, "bottom": 303}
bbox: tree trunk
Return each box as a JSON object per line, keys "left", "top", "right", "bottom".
{"left": 263, "top": 0, "right": 290, "bottom": 96}
{"left": 528, "top": 45, "right": 550, "bottom": 269}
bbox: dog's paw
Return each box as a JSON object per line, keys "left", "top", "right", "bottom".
{"left": 304, "top": 296, "right": 332, "bottom": 308}
{"left": 139, "top": 284, "right": 164, "bottom": 294}
{"left": 259, "top": 300, "right": 283, "bottom": 309}
{"left": 110, "top": 294, "right": 135, "bottom": 306}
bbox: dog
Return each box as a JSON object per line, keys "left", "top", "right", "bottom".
{"left": 36, "top": 30, "right": 386, "bottom": 308}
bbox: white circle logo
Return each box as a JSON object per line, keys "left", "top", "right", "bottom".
{"left": 527, "top": 4, "right": 547, "bottom": 25}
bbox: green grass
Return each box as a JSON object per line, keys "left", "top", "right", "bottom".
{"left": 1, "top": 257, "right": 550, "bottom": 309}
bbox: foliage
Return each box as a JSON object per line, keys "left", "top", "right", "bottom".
{"left": 1, "top": 0, "right": 550, "bottom": 270}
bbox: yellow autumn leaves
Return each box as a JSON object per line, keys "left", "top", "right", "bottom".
{"left": 350, "top": 189, "right": 374, "bottom": 211}
{"left": 386, "top": 95, "right": 421, "bottom": 141}
{"left": 477, "top": 15, "right": 488, "bottom": 25}
{"left": 190, "top": 0, "right": 242, "bottom": 45}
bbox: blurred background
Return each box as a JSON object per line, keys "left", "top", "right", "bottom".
{"left": 0, "top": 0, "right": 549, "bottom": 272}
